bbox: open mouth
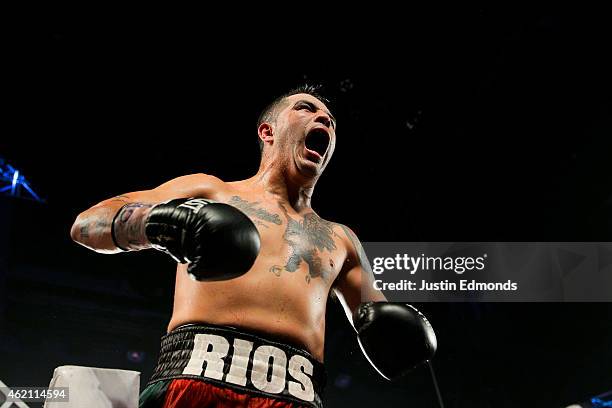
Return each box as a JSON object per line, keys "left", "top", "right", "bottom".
{"left": 305, "top": 128, "right": 330, "bottom": 158}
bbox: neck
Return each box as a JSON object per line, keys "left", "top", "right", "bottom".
{"left": 250, "top": 157, "right": 316, "bottom": 211}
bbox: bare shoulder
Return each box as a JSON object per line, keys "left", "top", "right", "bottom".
{"left": 332, "top": 222, "right": 362, "bottom": 259}
{"left": 155, "top": 173, "right": 227, "bottom": 198}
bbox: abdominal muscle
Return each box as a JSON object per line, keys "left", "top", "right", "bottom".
{"left": 167, "top": 259, "right": 331, "bottom": 362}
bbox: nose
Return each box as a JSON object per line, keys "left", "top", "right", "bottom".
{"left": 314, "top": 112, "right": 332, "bottom": 128}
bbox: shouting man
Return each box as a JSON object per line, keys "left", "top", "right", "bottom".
{"left": 71, "top": 85, "right": 436, "bottom": 408}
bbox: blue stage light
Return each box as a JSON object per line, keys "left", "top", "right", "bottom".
{"left": 0, "top": 157, "right": 43, "bottom": 202}
{"left": 591, "top": 390, "right": 612, "bottom": 407}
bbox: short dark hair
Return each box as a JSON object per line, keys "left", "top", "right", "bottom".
{"left": 257, "top": 84, "right": 330, "bottom": 152}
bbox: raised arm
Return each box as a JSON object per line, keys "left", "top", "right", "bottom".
{"left": 70, "top": 173, "right": 223, "bottom": 253}
{"left": 70, "top": 173, "right": 260, "bottom": 281}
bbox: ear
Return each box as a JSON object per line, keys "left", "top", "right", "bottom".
{"left": 258, "top": 122, "right": 274, "bottom": 146}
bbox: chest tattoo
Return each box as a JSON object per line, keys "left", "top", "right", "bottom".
{"left": 271, "top": 204, "right": 339, "bottom": 283}
{"left": 228, "top": 196, "right": 283, "bottom": 228}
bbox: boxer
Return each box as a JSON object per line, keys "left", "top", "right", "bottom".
{"left": 71, "top": 85, "right": 436, "bottom": 407}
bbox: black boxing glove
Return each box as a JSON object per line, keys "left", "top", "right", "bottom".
{"left": 354, "top": 302, "right": 437, "bottom": 380}
{"left": 113, "top": 197, "right": 260, "bottom": 281}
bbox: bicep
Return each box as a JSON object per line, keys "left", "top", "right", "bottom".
{"left": 334, "top": 225, "right": 386, "bottom": 327}
{"left": 72, "top": 173, "right": 222, "bottom": 251}
{"left": 91, "top": 173, "right": 221, "bottom": 208}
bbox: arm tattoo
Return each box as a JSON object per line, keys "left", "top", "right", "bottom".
{"left": 78, "top": 208, "right": 111, "bottom": 240}
{"left": 113, "top": 202, "right": 153, "bottom": 250}
{"left": 339, "top": 224, "right": 374, "bottom": 276}
{"left": 95, "top": 220, "right": 111, "bottom": 233}
{"left": 110, "top": 195, "right": 130, "bottom": 203}
{"left": 80, "top": 225, "right": 90, "bottom": 239}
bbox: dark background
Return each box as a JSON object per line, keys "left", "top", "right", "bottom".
{"left": 1, "top": 7, "right": 611, "bottom": 407}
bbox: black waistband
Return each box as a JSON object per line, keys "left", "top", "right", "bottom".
{"left": 148, "top": 323, "right": 326, "bottom": 408}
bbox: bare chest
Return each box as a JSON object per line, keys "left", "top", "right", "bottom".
{"left": 212, "top": 192, "right": 346, "bottom": 286}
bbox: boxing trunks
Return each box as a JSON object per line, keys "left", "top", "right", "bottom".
{"left": 139, "top": 323, "right": 326, "bottom": 408}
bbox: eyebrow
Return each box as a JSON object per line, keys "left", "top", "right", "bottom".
{"left": 294, "top": 100, "right": 337, "bottom": 127}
